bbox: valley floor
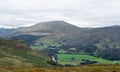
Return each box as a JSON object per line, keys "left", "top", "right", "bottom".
{"left": 0, "top": 64, "right": 120, "bottom": 72}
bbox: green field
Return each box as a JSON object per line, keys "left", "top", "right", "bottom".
{"left": 57, "top": 54, "right": 113, "bottom": 65}
{"left": 31, "top": 45, "right": 48, "bottom": 50}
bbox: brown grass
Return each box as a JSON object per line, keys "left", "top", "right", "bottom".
{"left": 0, "top": 64, "right": 120, "bottom": 72}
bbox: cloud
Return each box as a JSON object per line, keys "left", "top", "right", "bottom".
{"left": 0, "top": 0, "right": 120, "bottom": 28}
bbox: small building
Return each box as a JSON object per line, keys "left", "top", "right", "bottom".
{"left": 51, "top": 56, "right": 56, "bottom": 62}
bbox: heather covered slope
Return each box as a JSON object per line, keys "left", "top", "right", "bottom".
{"left": 0, "top": 65, "right": 120, "bottom": 72}
{"left": 0, "top": 39, "right": 50, "bottom": 67}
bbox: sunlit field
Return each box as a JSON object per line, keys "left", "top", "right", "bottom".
{"left": 57, "top": 54, "right": 113, "bottom": 65}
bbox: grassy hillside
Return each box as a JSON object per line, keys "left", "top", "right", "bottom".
{"left": 0, "top": 39, "right": 50, "bottom": 67}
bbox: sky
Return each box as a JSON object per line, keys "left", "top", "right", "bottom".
{"left": 0, "top": 0, "right": 120, "bottom": 28}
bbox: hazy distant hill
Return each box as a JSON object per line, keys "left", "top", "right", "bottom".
{"left": 0, "top": 28, "right": 15, "bottom": 37}
{"left": 0, "top": 21, "right": 120, "bottom": 60}
{"left": 0, "top": 21, "right": 80, "bottom": 37}
{"left": 17, "top": 21, "right": 80, "bottom": 33}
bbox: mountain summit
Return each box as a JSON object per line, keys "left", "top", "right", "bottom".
{"left": 17, "top": 21, "right": 80, "bottom": 34}
{"left": 0, "top": 21, "right": 80, "bottom": 37}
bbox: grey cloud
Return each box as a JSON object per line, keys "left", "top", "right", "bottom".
{"left": 0, "top": 0, "right": 120, "bottom": 28}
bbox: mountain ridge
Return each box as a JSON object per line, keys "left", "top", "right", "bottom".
{"left": 0, "top": 21, "right": 120, "bottom": 60}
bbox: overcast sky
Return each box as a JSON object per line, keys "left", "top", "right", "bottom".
{"left": 0, "top": 0, "right": 120, "bottom": 28}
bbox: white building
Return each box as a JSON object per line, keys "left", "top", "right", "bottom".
{"left": 51, "top": 56, "right": 56, "bottom": 62}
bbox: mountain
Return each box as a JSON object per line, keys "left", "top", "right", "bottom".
{"left": 17, "top": 21, "right": 80, "bottom": 33}
{"left": 0, "top": 21, "right": 80, "bottom": 37}
{"left": 0, "top": 21, "right": 120, "bottom": 60}
{"left": 1, "top": 21, "right": 81, "bottom": 45}
{"left": 0, "top": 28, "right": 15, "bottom": 38}
{"left": 30, "top": 22, "right": 120, "bottom": 60}
{"left": 0, "top": 39, "right": 50, "bottom": 67}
